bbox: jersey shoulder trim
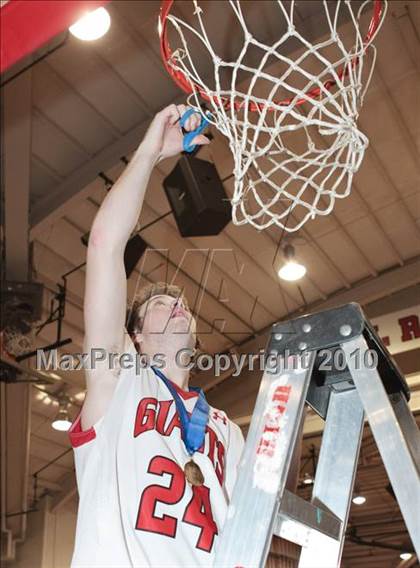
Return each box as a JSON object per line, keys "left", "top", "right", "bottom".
{"left": 68, "top": 409, "right": 97, "bottom": 448}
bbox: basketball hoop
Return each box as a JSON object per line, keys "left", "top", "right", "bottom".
{"left": 159, "top": 1, "right": 387, "bottom": 231}
{"left": 1, "top": 326, "right": 34, "bottom": 358}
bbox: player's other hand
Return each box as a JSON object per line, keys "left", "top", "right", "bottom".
{"left": 140, "top": 104, "right": 210, "bottom": 163}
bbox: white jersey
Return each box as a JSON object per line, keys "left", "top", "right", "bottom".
{"left": 69, "top": 342, "right": 245, "bottom": 568}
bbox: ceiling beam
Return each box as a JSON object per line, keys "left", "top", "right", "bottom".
{"left": 29, "top": 92, "right": 186, "bottom": 236}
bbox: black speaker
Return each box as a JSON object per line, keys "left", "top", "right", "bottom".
{"left": 124, "top": 234, "right": 147, "bottom": 278}
{"left": 163, "top": 155, "right": 231, "bottom": 237}
{"left": 81, "top": 232, "right": 147, "bottom": 279}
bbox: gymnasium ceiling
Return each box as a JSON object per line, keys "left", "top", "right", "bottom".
{"left": 2, "top": 0, "right": 418, "bottom": 392}
{"left": 1, "top": 1, "right": 419, "bottom": 566}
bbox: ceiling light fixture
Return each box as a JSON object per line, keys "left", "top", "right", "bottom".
{"left": 69, "top": 7, "right": 111, "bottom": 41}
{"left": 278, "top": 244, "right": 307, "bottom": 281}
{"left": 399, "top": 552, "right": 412, "bottom": 561}
{"left": 303, "top": 473, "right": 314, "bottom": 485}
{"left": 352, "top": 495, "right": 366, "bottom": 505}
{"left": 52, "top": 404, "right": 72, "bottom": 432}
{"left": 74, "top": 391, "right": 86, "bottom": 401}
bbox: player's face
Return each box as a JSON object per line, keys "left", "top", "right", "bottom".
{"left": 139, "top": 294, "right": 197, "bottom": 346}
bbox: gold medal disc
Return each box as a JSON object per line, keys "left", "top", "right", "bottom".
{"left": 184, "top": 459, "right": 204, "bottom": 486}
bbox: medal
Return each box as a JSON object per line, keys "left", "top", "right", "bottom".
{"left": 151, "top": 367, "right": 209, "bottom": 486}
{"left": 184, "top": 458, "right": 204, "bottom": 486}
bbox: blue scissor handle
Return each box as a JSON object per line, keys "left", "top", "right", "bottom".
{"left": 179, "top": 108, "right": 210, "bottom": 153}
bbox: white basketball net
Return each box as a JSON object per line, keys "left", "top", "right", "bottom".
{"left": 163, "top": 0, "right": 386, "bottom": 231}
{"left": 2, "top": 326, "right": 34, "bottom": 357}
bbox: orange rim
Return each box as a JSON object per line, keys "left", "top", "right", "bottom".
{"left": 159, "top": 0, "right": 384, "bottom": 111}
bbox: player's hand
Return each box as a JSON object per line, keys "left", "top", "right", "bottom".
{"left": 140, "top": 104, "right": 210, "bottom": 163}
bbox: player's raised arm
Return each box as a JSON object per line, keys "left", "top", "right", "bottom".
{"left": 81, "top": 104, "right": 208, "bottom": 429}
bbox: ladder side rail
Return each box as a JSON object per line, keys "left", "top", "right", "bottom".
{"left": 391, "top": 392, "right": 420, "bottom": 469}
{"left": 298, "top": 389, "right": 364, "bottom": 568}
{"left": 342, "top": 336, "right": 420, "bottom": 558}
{"left": 214, "top": 352, "right": 316, "bottom": 568}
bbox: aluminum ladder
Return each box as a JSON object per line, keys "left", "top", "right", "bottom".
{"left": 214, "top": 303, "right": 420, "bottom": 567}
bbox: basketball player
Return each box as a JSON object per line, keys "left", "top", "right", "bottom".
{"left": 68, "top": 104, "right": 246, "bottom": 567}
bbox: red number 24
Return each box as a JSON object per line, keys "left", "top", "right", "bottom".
{"left": 136, "top": 456, "right": 218, "bottom": 553}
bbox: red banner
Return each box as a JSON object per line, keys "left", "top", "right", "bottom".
{"left": 1, "top": 0, "right": 111, "bottom": 73}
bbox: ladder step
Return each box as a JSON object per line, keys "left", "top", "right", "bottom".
{"left": 274, "top": 490, "right": 342, "bottom": 547}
